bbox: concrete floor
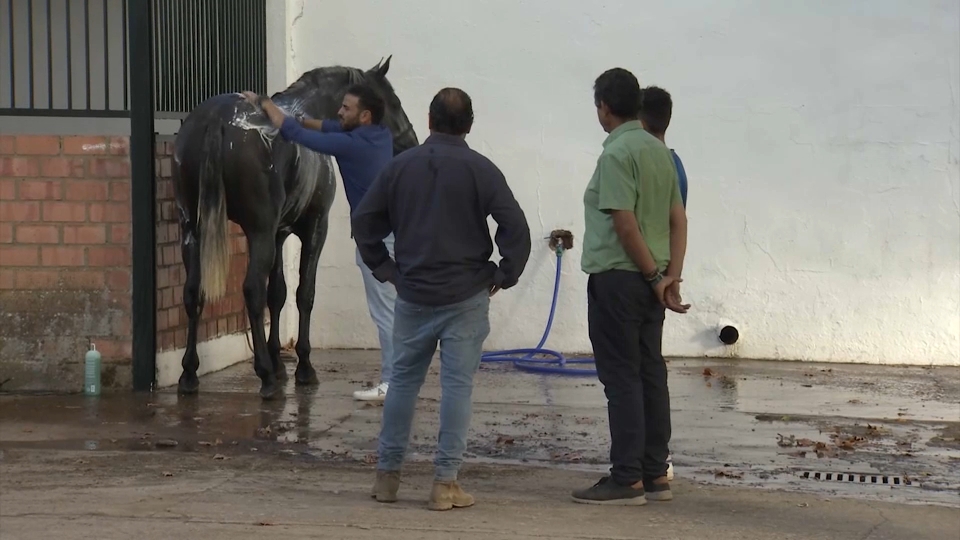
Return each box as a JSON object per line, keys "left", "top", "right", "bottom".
{"left": 1, "top": 350, "right": 959, "bottom": 538}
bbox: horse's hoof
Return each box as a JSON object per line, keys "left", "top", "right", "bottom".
{"left": 259, "top": 382, "right": 283, "bottom": 400}
{"left": 178, "top": 375, "right": 200, "bottom": 395}
{"left": 295, "top": 367, "right": 319, "bottom": 386}
{"left": 275, "top": 365, "right": 289, "bottom": 381}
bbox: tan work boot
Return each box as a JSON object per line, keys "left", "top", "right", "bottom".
{"left": 428, "top": 480, "right": 475, "bottom": 511}
{"left": 370, "top": 470, "right": 400, "bottom": 503}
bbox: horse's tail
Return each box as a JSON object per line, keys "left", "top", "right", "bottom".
{"left": 198, "top": 121, "right": 230, "bottom": 302}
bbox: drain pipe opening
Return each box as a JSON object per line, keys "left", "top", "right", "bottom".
{"left": 718, "top": 320, "right": 740, "bottom": 346}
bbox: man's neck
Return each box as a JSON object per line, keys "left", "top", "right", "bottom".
{"left": 605, "top": 117, "right": 629, "bottom": 133}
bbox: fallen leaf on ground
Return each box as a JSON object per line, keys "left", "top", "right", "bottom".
{"left": 363, "top": 453, "right": 378, "bottom": 464}
{"left": 213, "top": 454, "right": 227, "bottom": 460}
{"left": 796, "top": 438, "right": 817, "bottom": 447}
{"left": 162, "top": 471, "right": 174, "bottom": 477}
{"left": 786, "top": 451, "right": 808, "bottom": 458}
{"left": 713, "top": 469, "right": 744, "bottom": 479}
{"left": 496, "top": 436, "right": 515, "bottom": 446}
{"left": 702, "top": 368, "right": 714, "bottom": 377}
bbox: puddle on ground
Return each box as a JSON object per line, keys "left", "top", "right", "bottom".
{"left": 1, "top": 351, "right": 958, "bottom": 507}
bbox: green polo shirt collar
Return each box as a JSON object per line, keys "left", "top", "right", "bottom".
{"left": 602, "top": 120, "right": 644, "bottom": 148}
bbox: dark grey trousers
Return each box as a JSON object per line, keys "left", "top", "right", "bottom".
{"left": 587, "top": 270, "right": 672, "bottom": 486}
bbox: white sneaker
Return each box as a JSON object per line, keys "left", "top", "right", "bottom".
{"left": 353, "top": 382, "right": 388, "bottom": 401}
{"left": 666, "top": 454, "right": 675, "bottom": 481}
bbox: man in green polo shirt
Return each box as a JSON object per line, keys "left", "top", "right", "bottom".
{"left": 572, "top": 67, "right": 690, "bottom": 507}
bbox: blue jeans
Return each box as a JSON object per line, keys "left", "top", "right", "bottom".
{"left": 377, "top": 289, "right": 491, "bottom": 481}
{"left": 355, "top": 234, "right": 397, "bottom": 384}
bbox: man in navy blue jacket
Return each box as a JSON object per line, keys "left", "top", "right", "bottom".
{"left": 243, "top": 84, "right": 399, "bottom": 402}
{"left": 352, "top": 87, "right": 531, "bottom": 510}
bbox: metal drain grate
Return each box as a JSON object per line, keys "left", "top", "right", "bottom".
{"left": 797, "top": 471, "right": 911, "bottom": 486}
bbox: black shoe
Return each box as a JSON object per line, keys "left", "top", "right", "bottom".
{"left": 572, "top": 476, "right": 647, "bottom": 506}
{"left": 642, "top": 477, "right": 673, "bottom": 502}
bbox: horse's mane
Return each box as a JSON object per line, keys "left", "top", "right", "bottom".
{"left": 291, "top": 65, "right": 367, "bottom": 90}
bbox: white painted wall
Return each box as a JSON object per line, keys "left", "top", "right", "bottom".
{"left": 279, "top": 0, "right": 960, "bottom": 366}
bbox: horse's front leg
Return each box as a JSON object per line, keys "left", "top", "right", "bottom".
{"left": 267, "top": 232, "right": 289, "bottom": 382}
{"left": 293, "top": 214, "right": 329, "bottom": 386}
{"left": 244, "top": 230, "right": 282, "bottom": 400}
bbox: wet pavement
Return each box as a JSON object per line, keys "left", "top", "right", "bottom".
{"left": 1, "top": 350, "right": 959, "bottom": 508}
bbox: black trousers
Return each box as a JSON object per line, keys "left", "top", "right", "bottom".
{"left": 587, "top": 270, "right": 672, "bottom": 486}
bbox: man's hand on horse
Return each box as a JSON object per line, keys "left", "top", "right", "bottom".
{"left": 241, "top": 91, "right": 260, "bottom": 104}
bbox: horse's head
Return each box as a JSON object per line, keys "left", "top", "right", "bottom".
{"left": 360, "top": 56, "right": 419, "bottom": 155}
{"left": 276, "top": 57, "right": 419, "bottom": 156}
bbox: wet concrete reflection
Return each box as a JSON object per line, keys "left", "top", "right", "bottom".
{"left": 1, "top": 351, "right": 958, "bottom": 506}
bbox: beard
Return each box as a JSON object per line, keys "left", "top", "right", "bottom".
{"left": 339, "top": 116, "right": 359, "bottom": 131}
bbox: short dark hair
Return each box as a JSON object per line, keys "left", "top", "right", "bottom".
{"left": 593, "top": 68, "right": 641, "bottom": 120}
{"left": 428, "top": 87, "right": 474, "bottom": 135}
{"left": 345, "top": 83, "right": 385, "bottom": 124}
{"left": 638, "top": 86, "right": 673, "bottom": 136}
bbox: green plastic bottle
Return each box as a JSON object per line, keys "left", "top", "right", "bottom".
{"left": 84, "top": 343, "right": 101, "bottom": 396}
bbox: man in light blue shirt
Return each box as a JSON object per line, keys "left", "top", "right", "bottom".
{"left": 244, "top": 84, "right": 398, "bottom": 402}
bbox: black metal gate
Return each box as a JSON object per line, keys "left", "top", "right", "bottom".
{"left": 0, "top": 0, "right": 268, "bottom": 117}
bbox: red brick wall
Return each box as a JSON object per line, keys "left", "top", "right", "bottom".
{"left": 0, "top": 135, "right": 132, "bottom": 391}
{"left": 0, "top": 134, "right": 250, "bottom": 392}
{"left": 154, "top": 142, "right": 251, "bottom": 353}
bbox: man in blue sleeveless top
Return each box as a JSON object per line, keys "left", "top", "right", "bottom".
{"left": 638, "top": 85, "right": 686, "bottom": 482}
{"left": 639, "top": 86, "right": 687, "bottom": 208}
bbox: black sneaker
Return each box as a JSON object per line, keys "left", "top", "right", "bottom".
{"left": 571, "top": 476, "right": 647, "bottom": 506}
{"left": 642, "top": 478, "right": 673, "bottom": 502}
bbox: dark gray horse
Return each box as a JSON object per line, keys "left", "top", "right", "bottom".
{"left": 172, "top": 57, "right": 418, "bottom": 400}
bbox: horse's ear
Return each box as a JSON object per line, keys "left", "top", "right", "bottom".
{"left": 372, "top": 55, "right": 392, "bottom": 78}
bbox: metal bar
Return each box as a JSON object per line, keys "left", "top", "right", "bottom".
{"left": 258, "top": 0, "right": 265, "bottom": 92}
{"left": 121, "top": 0, "right": 127, "bottom": 109}
{"left": 174, "top": 0, "right": 180, "bottom": 110}
{"left": 46, "top": 0, "right": 52, "bottom": 108}
{"left": 154, "top": 0, "right": 163, "bottom": 112}
{"left": 199, "top": 0, "right": 205, "bottom": 105}
{"left": 66, "top": 0, "right": 72, "bottom": 108}
{"left": 7, "top": 0, "right": 14, "bottom": 106}
{"left": 0, "top": 107, "right": 129, "bottom": 117}
{"left": 187, "top": 0, "right": 194, "bottom": 108}
{"left": 27, "top": 0, "right": 34, "bottom": 108}
{"left": 228, "top": 0, "right": 235, "bottom": 93}
{"left": 103, "top": 0, "right": 109, "bottom": 109}
{"left": 210, "top": 0, "right": 216, "bottom": 99}
{"left": 151, "top": 0, "right": 159, "bottom": 111}
{"left": 127, "top": 0, "right": 157, "bottom": 393}
{"left": 83, "top": 0, "right": 90, "bottom": 109}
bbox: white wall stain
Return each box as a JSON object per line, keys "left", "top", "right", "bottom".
{"left": 280, "top": 0, "right": 960, "bottom": 366}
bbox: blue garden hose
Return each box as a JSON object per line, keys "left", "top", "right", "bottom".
{"left": 481, "top": 246, "right": 597, "bottom": 376}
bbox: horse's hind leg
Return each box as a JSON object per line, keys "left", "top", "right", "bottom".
{"left": 267, "top": 232, "right": 290, "bottom": 382}
{"left": 178, "top": 223, "right": 205, "bottom": 394}
{"left": 244, "top": 229, "right": 282, "bottom": 400}
{"left": 293, "top": 214, "right": 329, "bottom": 386}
